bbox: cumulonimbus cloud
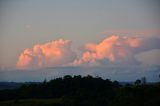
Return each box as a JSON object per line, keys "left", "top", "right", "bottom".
{"left": 16, "top": 39, "right": 76, "bottom": 69}
{"left": 72, "top": 35, "right": 142, "bottom": 66}
{"left": 17, "top": 35, "right": 160, "bottom": 69}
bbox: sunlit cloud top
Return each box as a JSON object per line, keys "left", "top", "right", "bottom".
{"left": 16, "top": 35, "right": 160, "bottom": 69}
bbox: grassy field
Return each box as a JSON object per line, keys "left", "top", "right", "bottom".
{"left": 0, "top": 98, "right": 63, "bottom": 106}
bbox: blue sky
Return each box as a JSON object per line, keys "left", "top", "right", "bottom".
{"left": 0, "top": 0, "right": 160, "bottom": 81}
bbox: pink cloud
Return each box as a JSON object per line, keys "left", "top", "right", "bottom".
{"left": 72, "top": 35, "right": 142, "bottom": 66}
{"left": 16, "top": 39, "right": 76, "bottom": 69}
{"left": 16, "top": 35, "right": 160, "bottom": 69}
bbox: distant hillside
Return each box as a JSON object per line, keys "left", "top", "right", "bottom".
{"left": 0, "top": 82, "right": 40, "bottom": 90}
{"left": 0, "top": 82, "right": 22, "bottom": 90}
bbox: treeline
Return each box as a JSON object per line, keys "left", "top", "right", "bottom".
{"left": 0, "top": 75, "right": 160, "bottom": 106}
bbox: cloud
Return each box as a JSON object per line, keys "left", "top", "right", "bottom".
{"left": 72, "top": 35, "right": 142, "bottom": 66}
{"left": 136, "top": 37, "right": 160, "bottom": 52}
{"left": 16, "top": 39, "right": 76, "bottom": 69}
{"left": 135, "top": 49, "right": 160, "bottom": 65}
{"left": 16, "top": 35, "right": 160, "bottom": 69}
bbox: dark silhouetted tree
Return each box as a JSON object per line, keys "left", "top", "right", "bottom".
{"left": 135, "top": 79, "right": 141, "bottom": 85}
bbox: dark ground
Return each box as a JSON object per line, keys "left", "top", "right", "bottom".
{"left": 0, "top": 75, "right": 160, "bottom": 106}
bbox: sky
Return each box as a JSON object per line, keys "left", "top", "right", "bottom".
{"left": 0, "top": 0, "right": 160, "bottom": 82}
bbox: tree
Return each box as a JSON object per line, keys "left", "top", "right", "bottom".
{"left": 135, "top": 79, "right": 141, "bottom": 85}
{"left": 64, "top": 75, "right": 72, "bottom": 80}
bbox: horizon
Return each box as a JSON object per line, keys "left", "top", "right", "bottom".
{"left": 0, "top": 65, "right": 159, "bottom": 82}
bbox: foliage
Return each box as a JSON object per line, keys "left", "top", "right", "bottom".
{"left": 0, "top": 75, "right": 160, "bottom": 106}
